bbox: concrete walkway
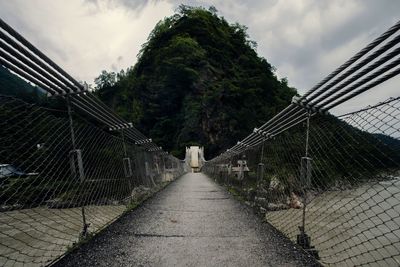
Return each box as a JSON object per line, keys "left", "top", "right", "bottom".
{"left": 55, "top": 173, "right": 318, "bottom": 266}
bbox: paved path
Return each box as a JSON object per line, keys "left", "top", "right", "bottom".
{"left": 55, "top": 173, "right": 319, "bottom": 266}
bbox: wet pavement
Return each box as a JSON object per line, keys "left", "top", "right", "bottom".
{"left": 54, "top": 173, "right": 319, "bottom": 267}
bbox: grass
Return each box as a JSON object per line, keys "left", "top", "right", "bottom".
{"left": 225, "top": 184, "right": 245, "bottom": 202}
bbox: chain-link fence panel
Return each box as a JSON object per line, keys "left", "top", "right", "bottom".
{"left": 204, "top": 97, "right": 400, "bottom": 266}
{"left": 0, "top": 95, "right": 185, "bottom": 266}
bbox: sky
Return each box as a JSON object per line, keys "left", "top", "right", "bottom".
{"left": 0, "top": 0, "right": 399, "bottom": 115}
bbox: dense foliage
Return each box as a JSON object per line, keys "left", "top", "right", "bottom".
{"left": 95, "top": 6, "right": 296, "bottom": 158}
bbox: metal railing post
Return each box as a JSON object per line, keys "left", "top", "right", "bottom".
{"left": 257, "top": 141, "right": 265, "bottom": 184}
{"left": 121, "top": 129, "right": 134, "bottom": 193}
{"left": 301, "top": 112, "right": 310, "bottom": 235}
{"left": 66, "top": 95, "right": 89, "bottom": 239}
{"left": 297, "top": 111, "right": 319, "bottom": 259}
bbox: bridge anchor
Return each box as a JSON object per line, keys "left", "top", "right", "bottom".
{"left": 297, "top": 226, "right": 320, "bottom": 259}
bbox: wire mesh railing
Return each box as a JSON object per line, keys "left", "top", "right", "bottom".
{"left": 1, "top": 10, "right": 400, "bottom": 267}
{"left": 204, "top": 97, "right": 400, "bottom": 266}
{"left": 204, "top": 19, "right": 400, "bottom": 266}
{"left": 0, "top": 16, "right": 186, "bottom": 266}
{"left": 0, "top": 95, "right": 184, "bottom": 266}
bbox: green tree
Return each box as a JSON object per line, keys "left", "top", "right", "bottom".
{"left": 96, "top": 6, "right": 297, "bottom": 158}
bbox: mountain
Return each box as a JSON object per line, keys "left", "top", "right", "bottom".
{"left": 94, "top": 5, "right": 297, "bottom": 158}
{"left": 0, "top": 65, "right": 45, "bottom": 103}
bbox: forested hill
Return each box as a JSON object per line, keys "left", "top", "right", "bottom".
{"left": 95, "top": 6, "right": 297, "bottom": 158}
{"left": 0, "top": 66, "right": 44, "bottom": 103}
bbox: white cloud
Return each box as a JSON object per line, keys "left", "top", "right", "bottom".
{"left": 0, "top": 0, "right": 399, "bottom": 114}
{"left": 0, "top": 0, "right": 175, "bottom": 83}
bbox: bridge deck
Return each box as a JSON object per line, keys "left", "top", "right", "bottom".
{"left": 54, "top": 173, "right": 318, "bottom": 266}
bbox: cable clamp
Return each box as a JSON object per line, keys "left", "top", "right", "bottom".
{"left": 237, "top": 141, "right": 250, "bottom": 148}
{"left": 109, "top": 122, "right": 134, "bottom": 131}
{"left": 291, "top": 96, "right": 329, "bottom": 115}
{"left": 134, "top": 138, "right": 152, "bottom": 145}
{"left": 52, "top": 82, "right": 91, "bottom": 96}
{"left": 253, "top": 128, "right": 274, "bottom": 138}
{"left": 148, "top": 146, "right": 162, "bottom": 152}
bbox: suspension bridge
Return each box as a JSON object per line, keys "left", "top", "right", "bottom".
{"left": 0, "top": 17, "right": 399, "bottom": 267}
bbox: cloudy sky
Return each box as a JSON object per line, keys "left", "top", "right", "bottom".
{"left": 0, "top": 0, "right": 399, "bottom": 114}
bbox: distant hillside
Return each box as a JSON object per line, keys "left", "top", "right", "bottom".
{"left": 374, "top": 133, "right": 400, "bottom": 151}
{"left": 0, "top": 66, "right": 44, "bottom": 102}
{"left": 95, "top": 5, "right": 296, "bottom": 158}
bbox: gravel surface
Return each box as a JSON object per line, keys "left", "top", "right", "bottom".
{"left": 53, "top": 173, "right": 320, "bottom": 267}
